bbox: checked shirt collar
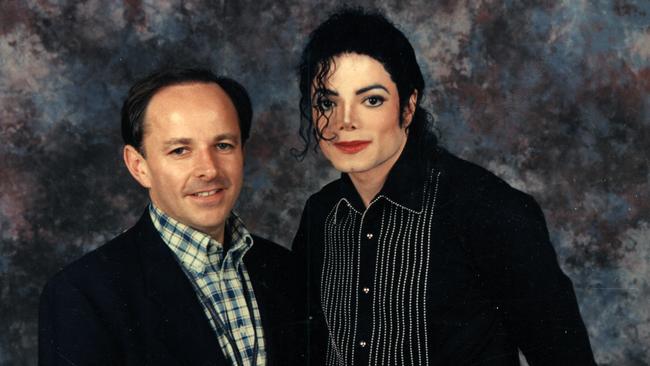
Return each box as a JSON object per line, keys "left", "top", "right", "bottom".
{"left": 148, "top": 203, "right": 253, "bottom": 275}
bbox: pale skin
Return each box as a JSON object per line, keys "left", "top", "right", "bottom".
{"left": 123, "top": 82, "right": 244, "bottom": 244}
{"left": 314, "top": 53, "right": 417, "bottom": 207}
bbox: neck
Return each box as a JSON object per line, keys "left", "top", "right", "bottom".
{"left": 149, "top": 200, "right": 226, "bottom": 244}
{"left": 210, "top": 227, "right": 225, "bottom": 245}
{"left": 349, "top": 172, "right": 388, "bottom": 208}
{"left": 349, "top": 138, "right": 407, "bottom": 208}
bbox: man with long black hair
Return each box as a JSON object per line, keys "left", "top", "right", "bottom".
{"left": 292, "top": 8, "right": 596, "bottom": 365}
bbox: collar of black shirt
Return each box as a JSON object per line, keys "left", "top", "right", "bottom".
{"left": 338, "top": 133, "right": 435, "bottom": 213}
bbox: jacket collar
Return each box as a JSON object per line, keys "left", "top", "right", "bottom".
{"left": 134, "top": 211, "right": 225, "bottom": 366}
{"left": 339, "top": 134, "right": 433, "bottom": 213}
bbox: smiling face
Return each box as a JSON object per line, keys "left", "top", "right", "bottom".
{"left": 314, "top": 53, "right": 415, "bottom": 184}
{"left": 123, "top": 82, "right": 243, "bottom": 242}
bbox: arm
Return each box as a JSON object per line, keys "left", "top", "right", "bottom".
{"left": 291, "top": 197, "right": 328, "bottom": 365}
{"left": 469, "top": 192, "right": 596, "bottom": 365}
{"left": 39, "top": 274, "right": 117, "bottom": 366}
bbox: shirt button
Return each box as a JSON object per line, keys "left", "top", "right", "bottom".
{"left": 366, "top": 233, "right": 373, "bottom": 239}
{"left": 359, "top": 340, "right": 367, "bottom": 348}
{"left": 362, "top": 287, "right": 370, "bottom": 294}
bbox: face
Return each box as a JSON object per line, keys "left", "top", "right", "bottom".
{"left": 124, "top": 82, "right": 244, "bottom": 242}
{"left": 313, "top": 53, "right": 415, "bottom": 182}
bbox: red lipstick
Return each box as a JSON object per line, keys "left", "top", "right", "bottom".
{"left": 333, "top": 140, "right": 371, "bottom": 154}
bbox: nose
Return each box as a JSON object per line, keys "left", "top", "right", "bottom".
{"left": 337, "top": 102, "right": 357, "bottom": 131}
{"left": 194, "top": 149, "right": 218, "bottom": 180}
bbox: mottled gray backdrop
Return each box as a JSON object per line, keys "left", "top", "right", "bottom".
{"left": 1, "top": 1, "right": 648, "bottom": 365}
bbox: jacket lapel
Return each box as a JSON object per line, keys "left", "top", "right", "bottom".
{"left": 134, "top": 213, "right": 226, "bottom": 366}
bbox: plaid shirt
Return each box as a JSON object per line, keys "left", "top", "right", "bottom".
{"left": 149, "top": 204, "right": 266, "bottom": 366}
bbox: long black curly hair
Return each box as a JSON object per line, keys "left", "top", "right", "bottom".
{"left": 295, "top": 7, "right": 436, "bottom": 159}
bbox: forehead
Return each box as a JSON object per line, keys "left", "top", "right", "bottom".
{"left": 144, "top": 82, "right": 239, "bottom": 136}
{"left": 147, "top": 82, "right": 234, "bottom": 120}
{"left": 321, "top": 53, "right": 395, "bottom": 90}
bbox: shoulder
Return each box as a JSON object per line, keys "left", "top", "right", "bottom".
{"left": 434, "top": 151, "right": 546, "bottom": 237}
{"left": 433, "top": 149, "right": 506, "bottom": 192}
{"left": 435, "top": 149, "right": 537, "bottom": 205}
{"left": 42, "top": 220, "right": 148, "bottom": 295}
{"left": 250, "top": 235, "right": 289, "bottom": 256}
{"left": 432, "top": 151, "right": 554, "bottom": 264}
{"left": 247, "top": 235, "right": 290, "bottom": 264}
{"left": 297, "top": 178, "right": 346, "bottom": 224}
{"left": 309, "top": 178, "right": 343, "bottom": 207}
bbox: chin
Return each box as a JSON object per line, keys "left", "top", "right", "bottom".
{"left": 329, "top": 160, "right": 351, "bottom": 172}
{"left": 188, "top": 214, "right": 224, "bottom": 229}
{"left": 331, "top": 161, "right": 367, "bottom": 174}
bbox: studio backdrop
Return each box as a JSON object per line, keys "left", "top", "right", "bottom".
{"left": 0, "top": 1, "right": 648, "bottom": 365}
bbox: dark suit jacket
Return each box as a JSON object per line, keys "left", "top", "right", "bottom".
{"left": 39, "top": 212, "right": 300, "bottom": 366}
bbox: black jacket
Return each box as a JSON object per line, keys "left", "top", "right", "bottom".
{"left": 39, "top": 211, "right": 300, "bottom": 366}
{"left": 292, "top": 137, "right": 596, "bottom": 365}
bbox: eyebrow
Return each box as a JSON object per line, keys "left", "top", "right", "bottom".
{"left": 355, "top": 84, "right": 390, "bottom": 95}
{"left": 315, "top": 84, "right": 390, "bottom": 97}
{"left": 315, "top": 88, "right": 338, "bottom": 96}
{"left": 161, "top": 133, "right": 240, "bottom": 148}
{"left": 162, "top": 138, "right": 192, "bottom": 149}
{"left": 213, "top": 133, "right": 240, "bottom": 143}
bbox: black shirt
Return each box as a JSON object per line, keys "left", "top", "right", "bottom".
{"left": 292, "top": 136, "right": 596, "bottom": 365}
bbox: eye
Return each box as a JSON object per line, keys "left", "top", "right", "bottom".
{"left": 216, "top": 142, "right": 234, "bottom": 151}
{"left": 169, "top": 147, "right": 188, "bottom": 156}
{"left": 363, "top": 96, "right": 385, "bottom": 107}
{"left": 315, "top": 97, "right": 335, "bottom": 112}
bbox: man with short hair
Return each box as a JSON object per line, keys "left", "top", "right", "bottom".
{"left": 39, "top": 68, "right": 296, "bottom": 366}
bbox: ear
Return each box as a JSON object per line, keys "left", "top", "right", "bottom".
{"left": 123, "top": 145, "right": 152, "bottom": 189}
{"left": 402, "top": 90, "right": 418, "bottom": 129}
